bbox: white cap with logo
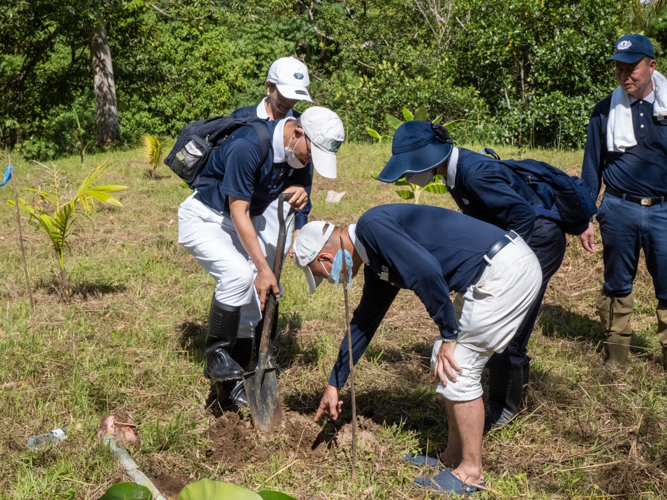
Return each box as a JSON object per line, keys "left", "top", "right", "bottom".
{"left": 267, "top": 57, "right": 312, "bottom": 102}
{"left": 301, "top": 107, "right": 345, "bottom": 179}
{"left": 293, "top": 220, "right": 335, "bottom": 294}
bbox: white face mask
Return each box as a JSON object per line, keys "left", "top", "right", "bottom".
{"left": 285, "top": 135, "right": 306, "bottom": 169}
{"left": 405, "top": 171, "right": 434, "bottom": 187}
{"left": 320, "top": 261, "right": 335, "bottom": 284}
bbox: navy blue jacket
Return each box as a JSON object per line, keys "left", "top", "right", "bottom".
{"left": 582, "top": 94, "right": 667, "bottom": 198}
{"left": 231, "top": 104, "right": 311, "bottom": 229}
{"left": 195, "top": 120, "right": 311, "bottom": 218}
{"left": 450, "top": 148, "right": 594, "bottom": 241}
{"left": 450, "top": 149, "right": 551, "bottom": 243}
{"left": 329, "top": 204, "right": 506, "bottom": 387}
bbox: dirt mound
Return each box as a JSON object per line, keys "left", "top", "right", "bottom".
{"left": 332, "top": 416, "right": 380, "bottom": 454}
{"left": 206, "top": 411, "right": 382, "bottom": 470}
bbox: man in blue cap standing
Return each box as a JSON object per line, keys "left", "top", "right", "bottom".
{"left": 581, "top": 34, "right": 667, "bottom": 368}
{"left": 377, "top": 121, "right": 595, "bottom": 432}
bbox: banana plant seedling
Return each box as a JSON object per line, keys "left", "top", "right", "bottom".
{"left": 6, "top": 160, "right": 127, "bottom": 299}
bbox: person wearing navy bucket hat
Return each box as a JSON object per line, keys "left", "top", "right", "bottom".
{"left": 378, "top": 121, "right": 596, "bottom": 443}
{"left": 581, "top": 34, "right": 667, "bottom": 369}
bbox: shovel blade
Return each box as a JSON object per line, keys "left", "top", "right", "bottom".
{"left": 243, "top": 368, "right": 282, "bottom": 434}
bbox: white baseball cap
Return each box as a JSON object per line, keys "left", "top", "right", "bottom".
{"left": 293, "top": 220, "right": 335, "bottom": 294}
{"left": 267, "top": 57, "right": 312, "bottom": 102}
{"left": 301, "top": 107, "right": 345, "bottom": 179}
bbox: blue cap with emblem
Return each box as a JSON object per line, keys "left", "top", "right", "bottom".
{"left": 608, "top": 34, "right": 655, "bottom": 64}
{"left": 378, "top": 121, "right": 453, "bottom": 183}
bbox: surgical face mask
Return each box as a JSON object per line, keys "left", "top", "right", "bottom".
{"left": 405, "top": 171, "right": 434, "bottom": 187}
{"left": 320, "top": 261, "right": 336, "bottom": 284}
{"left": 286, "top": 135, "right": 306, "bottom": 169}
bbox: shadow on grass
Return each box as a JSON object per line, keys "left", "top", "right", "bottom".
{"left": 35, "top": 277, "right": 127, "bottom": 300}
{"left": 177, "top": 321, "right": 206, "bottom": 365}
{"left": 538, "top": 304, "right": 603, "bottom": 348}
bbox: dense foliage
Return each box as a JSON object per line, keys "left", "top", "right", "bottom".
{"left": 0, "top": 0, "right": 662, "bottom": 157}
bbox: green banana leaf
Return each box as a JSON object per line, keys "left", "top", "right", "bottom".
{"left": 423, "top": 183, "right": 449, "bottom": 194}
{"left": 395, "top": 190, "right": 415, "bottom": 199}
{"left": 386, "top": 114, "right": 403, "bottom": 130}
{"left": 365, "top": 127, "right": 381, "bottom": 139}
{"left": 402, "top": 107, "right": 414, "bottom": 121}
{"left": 96, "top": 482, "right": 152, "bottom": 500}
{"left": 179, "top": 479, "right": 262, "bottom": 500}
{"left": 258, "top": 492, "right": 298, "bottom": 500}
{"left": 414, "top": 107, "right": 428, "bottom": 121}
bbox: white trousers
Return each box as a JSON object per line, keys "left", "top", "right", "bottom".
{"left": 259, "top": 197, "right": 295, "bottom": 272}
{"left": 431, "top": 235, "right": 542, "bottom": 402}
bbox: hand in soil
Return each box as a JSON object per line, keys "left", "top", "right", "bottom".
{"left": 314, "top": 384, "right": 343, "bottom": 422}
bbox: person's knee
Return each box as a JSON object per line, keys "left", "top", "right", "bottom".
{"left": 214, "top": 264, "right": 255, "bottom": 304}
{"left": 437, "top": 376, "right": 483, "bottom": 402}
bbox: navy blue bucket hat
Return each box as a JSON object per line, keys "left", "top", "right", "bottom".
{"left": 607, "top": 34, "right": 655, "bottom": 64}
{"left": 378, "top": 121, "right": 453, "bottom": 183}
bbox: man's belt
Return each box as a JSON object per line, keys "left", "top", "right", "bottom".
{"left": 605, "top": 187, "right": 664, "bottom": 207}
{"left": 472, "top": 231, "right": 519, "bottom": 284}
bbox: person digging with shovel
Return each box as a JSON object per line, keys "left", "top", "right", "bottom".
{"left": 178, "top": 106, "right": 344, "bottom": 408}
{"left": 294, "top": 204, "right": 542, "bottom": 496}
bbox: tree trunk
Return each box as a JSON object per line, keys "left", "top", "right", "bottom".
{"left": 90, "top": 27, "right": 120, "bottom": 145}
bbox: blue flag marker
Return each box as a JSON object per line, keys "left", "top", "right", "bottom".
{"left": 0, "top": 165, "right": 14, "bottom": 188}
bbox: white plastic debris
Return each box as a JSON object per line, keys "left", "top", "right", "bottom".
{"left": 326, "top": 190, "right": 347, "bottom": 203}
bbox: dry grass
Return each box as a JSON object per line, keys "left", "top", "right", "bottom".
{"left": 0, "top": 143, "right": 665, "bottom": 499}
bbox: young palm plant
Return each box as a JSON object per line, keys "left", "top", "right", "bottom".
{"left": 141, "top": 135, "right": 163, "bottom": 179}
{"left": 6, "top": 160, "right": 127, "bottom": 299}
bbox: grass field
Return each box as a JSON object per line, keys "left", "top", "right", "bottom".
{"left": 0, "top": 143, "right": 666, "bottom": 499}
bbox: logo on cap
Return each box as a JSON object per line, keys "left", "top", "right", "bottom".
{"left": 294, "top": 72, "right": 304, "bottom": 80}
{"left": 330, "top": 140, "right": 342, "bottom": 153}
{"left": 618, "top": 40, "right": 632, "bottom": 50}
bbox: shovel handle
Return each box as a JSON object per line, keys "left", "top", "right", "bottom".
{"left": 257, "top": 193, "right": 293, "bottom": 359}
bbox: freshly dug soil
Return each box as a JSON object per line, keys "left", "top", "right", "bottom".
{"left": 206, "top": 410, "right": 383, "bottom": 470}
{"left": 150, "top": 472, "right": 189, "bottom": 500}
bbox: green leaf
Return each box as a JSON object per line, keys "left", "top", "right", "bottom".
{"left": 179, "top": 479, "right": 262, "bottom": 500}
{"left": 395, "top": 190, "right": 414, "bottom": 199}
{"left": 402, "top": 107, "right": 414, "bottom": 121}
{"left": 423, "top": 183, "right": 449, "bottom": 194}
{"left": 443, "top": 119, "right": 461, "bottom": 132}
{"left": 180, "top": 181, "right": 189, "bottom": 189}
{"left": 414, "top": 107, "right": 428, "bottom": 121}
{"left": 392, "top": 179, "right": 410, "bottom": 186}
{"left": 386, "top": 114, "right": 403, "bottom": 130}
{"left": 258, "top": 492, "right": 298, "bottom": 500}
{"left": 370, "top": 171, "right": 379, "bottom": 180}
{"left": 96, "top": 482, "right": 152, "bottom": 500}
{"left": 432, "top": 115, "right": 442, "bottom": 125}
{"left": 365, "top": 127, "right": 381, "bottom": 139}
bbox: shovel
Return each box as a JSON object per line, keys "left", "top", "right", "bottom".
{"left": 244, "top": 193, "right": 292, "bottom": 433}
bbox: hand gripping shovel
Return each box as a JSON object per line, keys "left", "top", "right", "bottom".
{"left": 244, "top": 193, "right": 292, "bottom": 433}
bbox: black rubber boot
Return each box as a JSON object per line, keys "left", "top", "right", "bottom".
{"left": 484, "top": 369, "right": 524, "bottom": 433}
{"left": 204, "top": 299, "right": 244, "bottom": 382}
{"left": 254, "top": 301, "right": 280, "bottom": 371}
{"left": 227, "top": 338, "right": 253, "bottom": 406}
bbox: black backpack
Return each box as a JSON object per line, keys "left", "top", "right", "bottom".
{"left": 164, "top": 115, "right": 271, "bottom": 187}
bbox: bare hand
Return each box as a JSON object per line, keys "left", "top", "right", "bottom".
{"left": 314, "top": 385, "right": 343, "bottom": 422}
{"left": 282, "top": 186, "right": 308, "bottom": 211}
{"left": 434, "top": 341, "right": 463, "bottom": 386}
{"left": 254, "top": 268, "right": 279, "bottom": 311}
{"left": 288, "top": 229, "right": 300, "bottom": 258}
{"left": 579, "top": 222, "right": 597, "bottom": 253}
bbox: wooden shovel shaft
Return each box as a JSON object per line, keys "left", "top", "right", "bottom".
{"left": 8, "top": 154, "right": 34, "bottom": 312}
{"left": 258, "top": 193, "right": 290, "bottom": 356}
{"left": 340, "top": 236, "right": 357, "bottom": 464}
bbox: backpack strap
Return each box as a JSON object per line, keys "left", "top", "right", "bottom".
{"left": 247, "top": 120, "right": 272, "bottom": 166}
